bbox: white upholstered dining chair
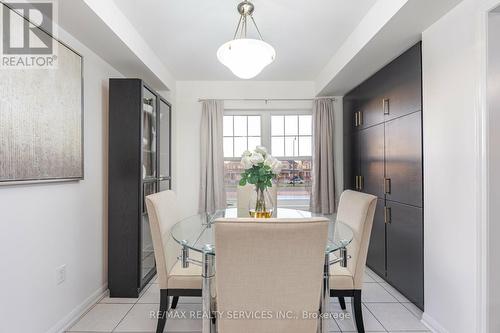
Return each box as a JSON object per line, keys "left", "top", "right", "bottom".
{"left": 214, "top": 217, "right": 329, "bottom": 333}
{"left": 236, "top": 183, "right": 278, "bottom": 217}
{"left": 145, "top": 190, "right": 202, "bottom": 333}
{"left": 329, "top": 190, "right": 377, "bottom": 333}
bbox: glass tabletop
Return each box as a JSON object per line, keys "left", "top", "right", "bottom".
{"left": 171, "top": 208, "right": 354, "bottom": 255}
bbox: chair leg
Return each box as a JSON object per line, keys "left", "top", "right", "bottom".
{"left": 157, "top": 289, "right": 169, "bottom": 333}
{"left": 171, "top": 296, "right": 179, "bottom": 309}
{"left": 351, "top": 290, "right": 364, "bottom": 333}
{"left": 338, "top": 296, "right": 346, "bottom": 310}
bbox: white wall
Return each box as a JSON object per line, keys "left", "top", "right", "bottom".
{"left": 0, "top": 28, "right": 122, "bottom": 332}
{"left": 173, "top": 81, "right": 343, "bottom": 217}
{"left": 487, "top": 10, "right": 500, "bottom": 333}
{"left": 421, "top": 0, "right": 498, "bottom": 332}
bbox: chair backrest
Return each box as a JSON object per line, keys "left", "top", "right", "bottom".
{"left": 237, "top": 183, "right": 278, "bottom": 217}
{"left": 214, "top": 218, "right": 329, "bottom": 333}
{"left": 145, "top": 190, "right": 181, "bottom": 289}
{"left": 336, "top": 190, "right": 377, "bottom": 289}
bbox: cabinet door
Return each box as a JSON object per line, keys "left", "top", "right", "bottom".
{"left": 343, "top": 94, "right": 357, "bottom": 134}
{"left": 158, "top": 179, "right": 171, "bottom": 192}
{"left": 366, "top": 199, "right": 386, "bottom": 277}
{"left": 359, "top": 124, "right": 385, "bottom": 198}
{"left": 383, "top": 43, "right": 422, "bottom": 121}
{"left": 142, "top": 87, "right": 157, "bottom": 180}
{"left": 141, "top": 181, "right": 157, "bottom": 285}
{"left": 343, "top": 132, "right": 359, "bottom": 191}
{"left": 343, "top": 93, "right": 359, "bottom": 191}
{"left": 158, "top": 99, "right": 171, "bottom": 181}
{"left": 385, "top": 111, "right": 422, "bottom": 207}
{"left": 355, "top": 73, "right": 387, "bottom": 130}
{"left": 386, "top": 201, "right": 424, "bottom": 309}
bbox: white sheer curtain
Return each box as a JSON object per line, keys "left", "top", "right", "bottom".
{"left": 199, "top": 100, "right": 227, "bottom": 213}
{"left": 311, "top": 98, "right": 336, "bottom": 214}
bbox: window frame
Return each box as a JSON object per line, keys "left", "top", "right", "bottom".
{"left": 223, "top": 109, "right": 313, "bottom": 161}
{"left": 223, "top": 113, "right": 263, "bottom": 160}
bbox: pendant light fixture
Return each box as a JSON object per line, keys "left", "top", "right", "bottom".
{"left": 217, "top": 1, "right": 276, "bottom": 79}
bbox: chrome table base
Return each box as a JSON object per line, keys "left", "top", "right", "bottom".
{"left": 202, "top": 246, "right": 216, "bottom": 333}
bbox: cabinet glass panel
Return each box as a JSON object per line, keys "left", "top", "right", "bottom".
{"left": 159, "top": 179, "right": 171, "bottom": 192}
{"left": 159, "top": 99, "right": 170, "bottom": 179}
{"left": 142, "top": 88, "right": 157, "bottom": 179}
{"left": 141, "top": 214, "right": 155, "bottom": 281}
{"left": 141, "top": 181, "right": 156, "bottom": 281}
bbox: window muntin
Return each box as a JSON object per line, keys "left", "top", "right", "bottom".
{"left": 271, "top": 115, "right": 312, "bottom": 157}
{"left": 223, "top": 115, "right": 261, "bottom": 158}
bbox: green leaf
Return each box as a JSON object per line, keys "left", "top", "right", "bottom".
{"left": 249, "top": 175, "right": 258, "bottom": 184}
{"left": 239, "top": 178, "right": 247, "bottom": 186}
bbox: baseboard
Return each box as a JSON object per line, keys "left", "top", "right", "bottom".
{"left": 46, "top": 284, "right": 108, "bottom": 333}
{"left": 422, "top": 312, "right": 450, "bottom": 333}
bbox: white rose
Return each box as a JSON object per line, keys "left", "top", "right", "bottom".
{"left": 264, "top": 154, "right": 274, "bottom": 167}
{"left": 241, "top": 156, "right": 253, "bottom": 169}
{"left": 255, "top": 146, "right": 267, "bottom": 156}
{"left": 241, "top": 150, "right": 252, "bottom": 157}
{"left": 271, "top": 159, "right": 283, "bottom": 174}
{"left": 249, "top": 152, "right": 264, "bottom": 165}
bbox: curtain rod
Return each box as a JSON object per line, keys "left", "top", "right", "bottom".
{"left": 197, "top": 97, "right": 336, "bottom": 102}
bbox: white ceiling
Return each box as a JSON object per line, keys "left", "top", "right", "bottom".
{"left": 112, "top": 0, "right": 378, "bottom": 81}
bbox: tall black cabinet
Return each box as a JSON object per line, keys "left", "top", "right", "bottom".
{"left": 343, "top": 43, "right": 424, "bottom": 309}
{"left": 108, "top": 79, "right": 172, "bottom": 297}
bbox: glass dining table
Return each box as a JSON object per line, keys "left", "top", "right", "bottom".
{"left": 170, "top": 207, "right": 354, "bottom": 333}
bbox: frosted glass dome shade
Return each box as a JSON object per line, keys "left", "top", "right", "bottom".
{"left": 217, "top": 38, "right": 276, "bottom": 79}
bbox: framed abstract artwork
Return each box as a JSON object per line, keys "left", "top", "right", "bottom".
{"left": 0, "top": 3, "right": 83, "bottom": 184}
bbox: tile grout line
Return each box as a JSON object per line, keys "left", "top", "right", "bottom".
{"left": 110, "top": 303, "right": 136, "bottom": 333}
{"left": 363, "top": 275, "right": 390, "bottom": 332}
{"left": 368, "top": 271, "right": 428, "bottom": 332}
{"left": 66, "top": 298, "right": 102, "bottom": 332}
{"left": 377, "top": 278, "right": 424, "bottom": 322}
{"left": 362, "top": 300, "right": 389, "bottom": 332}
{"left": 110, "top": 283, "right": 147, "bottom": 333}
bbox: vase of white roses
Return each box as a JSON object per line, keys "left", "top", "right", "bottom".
{"left": 239, "top": 146, "right": 283, "bottom": 218}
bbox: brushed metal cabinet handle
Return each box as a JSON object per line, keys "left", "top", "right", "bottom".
{"left": 384, "top": 178, "right": 391, "bottom": 194}
{"left": 384, "top": 206, "right": 392, "bottom": 224}
{"left": 383, "top": 98, "right": 390, "bottom": 115}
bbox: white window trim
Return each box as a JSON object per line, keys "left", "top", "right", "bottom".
{"left": 223, "top": 113, "right": 263, "bottom": 160}
{"left": 224, "top": 109, "right": 312, "bottom": 161}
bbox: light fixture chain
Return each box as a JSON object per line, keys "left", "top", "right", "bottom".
{"left": 250, "top": 15, "right": 264, "bottom": 41}
{"left": 233, "top": 14, "right": 243, "bottom": 40}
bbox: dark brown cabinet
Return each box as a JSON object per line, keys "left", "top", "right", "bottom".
{"left": 343, "top": 42, "right": 424, "bottom": 310}
{"left": 381, "top": 43, "right": 422, "bottom": 122}
{"left": 385, "top": 111, "right": 423, "bottom": 207}
{"left": 386, "top": 201, "right": 424, "bottom": 309}
{"left": 366, "top": 199, "right": 387, "bottom": 277}
{"left": 108, "top": 79, "right": 172, "bottom": 298}
{"left": 359, "top": 124, "right": 385, "bottom": 198}
{"left": 358, "top": 78, "right": 386, "bottom": 129}
{"left": 343, "top": 133, "right": 357, "bottom": 191}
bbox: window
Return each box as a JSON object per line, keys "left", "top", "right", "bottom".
{"left": 223, "top": 115, "right": 261, "bottom": 158}
{"left": 271, "top": 115, "right": 312, "bottom": 157}
{"left": 223, "top": 111, "right": 312, "bottom": 210}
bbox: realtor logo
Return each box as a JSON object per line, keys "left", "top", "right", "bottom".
{"left": 1, "top": 1, "right": 58, "bottom": 68}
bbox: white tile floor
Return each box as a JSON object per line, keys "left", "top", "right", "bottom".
{"left": 67, "top": 267, "right": 430, "bottom": 333}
